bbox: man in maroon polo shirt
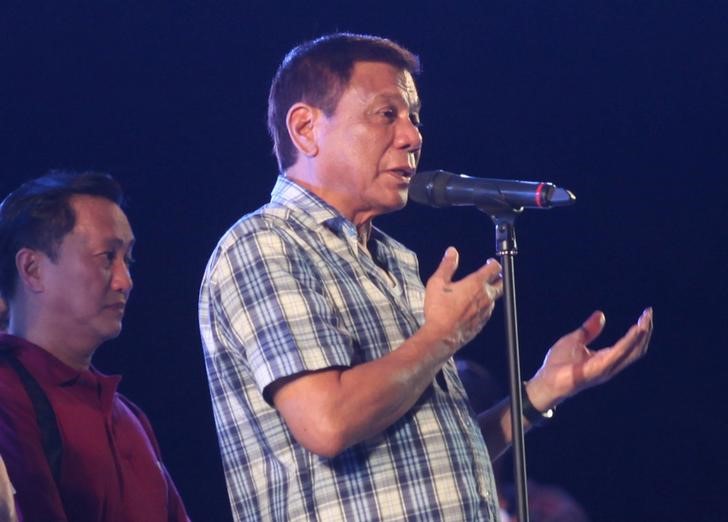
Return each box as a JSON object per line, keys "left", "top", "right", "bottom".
{"left": 0, "top": 171, "right": 189, "bottom": 521}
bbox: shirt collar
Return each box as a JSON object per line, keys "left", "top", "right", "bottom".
{"left": 269, "top": 175, "right": 365, "bottom": 250}
{"left": 270, "top": 175, "right": 345, "bottom": 227}
{"left": 0, "top": 333, "right": 121, "bottom": 390}
{"left": 269, "top": 175, "right": 396, "bottom": 261}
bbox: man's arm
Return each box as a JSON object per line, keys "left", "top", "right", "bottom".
{"left": 478, "top": 308, "right": 653, "bottom": 459}
{"left": 271, "top": 247, "right": 503, "bottom": 458}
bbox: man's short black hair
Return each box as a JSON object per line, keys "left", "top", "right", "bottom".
{"left": 267, "top": 32, "right": 420, "bottom": 172}
{"left": 0, "top": 170, "right": 124, "bottom": 300}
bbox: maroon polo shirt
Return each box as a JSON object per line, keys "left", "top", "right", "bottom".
{"left": 0, "top": 334, "right": 189, "bottom": 522}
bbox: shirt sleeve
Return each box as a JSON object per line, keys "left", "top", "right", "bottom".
{"left": 208, "top": 221, "right": 356, "bottom": 396}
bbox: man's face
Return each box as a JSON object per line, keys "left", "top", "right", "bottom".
{"left": 313, "top": 61, "right": 422, "bottom": 224}
{"left": 39, "top": 195, "right": 134, "bottom": 349}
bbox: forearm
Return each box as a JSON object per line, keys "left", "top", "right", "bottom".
{"left": 338, "top": 325, "right": 454, "bottom": 437}
{"left": 273, "top": 323, "right": 454, "bottom": 457}
{"left": 476, "top": 380, "right": 551, "bottom": 460}
{"left": 273, "top": 247, "right": 505, "bottom": 457}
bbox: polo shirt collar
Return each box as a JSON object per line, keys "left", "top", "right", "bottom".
{"left": 270, "top": 175, "right": 377, "bottom": 256}
{"left": 0, "top": 333, "right": 121, "bottom": 392}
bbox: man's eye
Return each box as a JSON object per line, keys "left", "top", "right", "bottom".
{"left": 380, "top": 108, "right": 397, "bottom": 120}
{"left": 124, "top": 255, "right": 136, "bottom": 267}
{"left": 410, "top": 114, "right": 422, "bottom": 128}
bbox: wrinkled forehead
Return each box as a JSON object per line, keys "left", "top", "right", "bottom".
{"left": 348, "top": 61, "right": 421, "bottom": 108}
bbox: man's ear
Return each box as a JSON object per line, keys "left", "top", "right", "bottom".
{"left": 15, "top": 248, "right": 45, "bottom": 293}
{"left": 286, "top": 102, "right": 320, "bottom": 158}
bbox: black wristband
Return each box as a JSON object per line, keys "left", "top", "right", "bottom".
{"left": 521, "top": 381, "right": 555, "bottom": 427}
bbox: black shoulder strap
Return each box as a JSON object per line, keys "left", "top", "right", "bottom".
{"left": 2, "top": 353, "right": 63, "bottom": 485}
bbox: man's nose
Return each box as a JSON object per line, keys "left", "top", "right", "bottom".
{"left": 395, "top": 117, "right": 423, "bottom": 153}
{"left": 112, "top": 261, "right": 133, "bottom": 295}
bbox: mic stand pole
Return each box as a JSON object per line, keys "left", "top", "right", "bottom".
{"left": 480, "top": 203, "right": 530, "bottom": 522}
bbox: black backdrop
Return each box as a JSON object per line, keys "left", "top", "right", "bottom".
{"left": 2, "top": 2, "right": 726, "bottom": 521}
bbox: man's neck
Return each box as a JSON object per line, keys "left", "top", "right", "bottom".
{"left": 356, "top": 222, "right": 372, "bottom": 249}
{"left": 8, "top": 322, "right": 94, "bottom": 371}
{"left": 284, "top": 169, "right": 378, "bottom": 229}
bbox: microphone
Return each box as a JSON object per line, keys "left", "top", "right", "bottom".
{"left": 408, "top": 170, "right": 575, "bottom": 210}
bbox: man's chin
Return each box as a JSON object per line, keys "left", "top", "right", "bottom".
{"left": 99, "top": 323, "right": 124, "bottom": 342}
{"left": 382, "top": 192, "right": 408, "bottom": 214}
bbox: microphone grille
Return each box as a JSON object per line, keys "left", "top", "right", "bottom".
{"left": 408, "top": 170, "right": 452, "bottom": 207}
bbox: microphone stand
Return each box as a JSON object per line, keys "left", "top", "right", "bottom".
{"left": 408, "top": 168, "right": 575, "bottom": 520}
{"left": 478, "top": 201, "right": 530, "bottom": 522}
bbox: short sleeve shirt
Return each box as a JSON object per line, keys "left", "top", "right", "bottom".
{"left": 199, "top": 176, "right": 500, "bottom": 521}
{"left": 0, "top": 335, "right": 189, "bottom": 522}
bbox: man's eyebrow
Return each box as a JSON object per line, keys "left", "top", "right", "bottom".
{"left": 100, "top": 236, "right": 136, "bottom": 249}
{"left": 374, "top": 93, "right": 421, "bottom": 112}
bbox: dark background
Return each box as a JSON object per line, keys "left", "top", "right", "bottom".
{"left": 2, "top": 2, "right": 726, "bottom": 520}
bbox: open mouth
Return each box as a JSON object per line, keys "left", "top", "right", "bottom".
{"left": 389, "top": 168, "right": 415, "bottom": 180}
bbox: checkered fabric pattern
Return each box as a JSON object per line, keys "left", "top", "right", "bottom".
{"left": 199, "top": 176, "right": 500, "bottom": 521}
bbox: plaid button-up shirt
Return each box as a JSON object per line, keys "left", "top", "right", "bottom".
{"left": 199, "top": 176, "right": 500, "bottom": 521}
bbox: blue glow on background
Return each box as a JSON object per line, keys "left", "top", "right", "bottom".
{"left": 2, "top": 3, "right": 726, "bottom": 520}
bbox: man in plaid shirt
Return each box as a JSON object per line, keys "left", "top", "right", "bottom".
{"left": 199, "top": 33, "right": 653, "bottom": 521}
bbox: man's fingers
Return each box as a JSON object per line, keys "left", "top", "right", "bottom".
{"left": 637, "top": 307, "right": 653, "bottom": 333}
{"left": 472, "top": 258, "right": 502, "bottom": 291}
{"left": 602, "top": 308, "right": 653, "bottom": 364}
{"left": 587, "top": 311, "right": 652, "bottom": 381}
{"left": 475, "top": 258, "right": 501, "bottom": 281}
{"left": 431, "top": 246, "right": 459, "bottom": 284}
{"left": 576, "top": 310, "right": 606, "bottom": 345}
